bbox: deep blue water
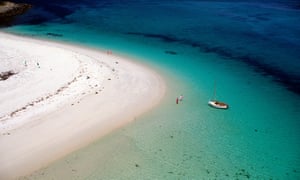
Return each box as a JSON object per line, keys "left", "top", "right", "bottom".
{"left": 3, "top": 0, "right": 300, "bottom": 179}
{"left": 10, "top": 0, "right": 300, "bottom": 95}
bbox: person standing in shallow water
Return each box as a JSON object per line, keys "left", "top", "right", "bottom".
{"left": 176, "top": 94, "right": 183, "bottom": 104}
{"left": 179, "top": 94, "right": 184, "bottom": 101}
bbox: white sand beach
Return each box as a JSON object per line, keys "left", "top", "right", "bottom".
{"left": 0, "top": 32, "right": 166, "bottom": 179}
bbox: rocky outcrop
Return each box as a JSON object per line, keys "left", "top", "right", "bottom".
{"left": 0, "top": 1, "right": 32, "bottom": 26}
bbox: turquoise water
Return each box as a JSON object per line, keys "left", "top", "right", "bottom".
{"left": 5, "top": 0, "right": 300, "bottom": 179}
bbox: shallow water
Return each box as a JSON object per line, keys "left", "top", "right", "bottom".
{"left": 5, "top": 0, "right": 300, "bottom": 179}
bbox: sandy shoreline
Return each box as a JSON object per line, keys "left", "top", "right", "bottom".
{"left": 0, "top": 32, "right": 166, "bottom": 179}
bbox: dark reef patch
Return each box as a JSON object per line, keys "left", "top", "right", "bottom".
{"left": 46, "top": 32, "right": 63, "bottom": 37}
{"left": 165, "top": 50, "right": 177, "bottom": 55}
{"left": 126, "top": 32, "right": 177, "bottom": 43}
{"left": 46, "top": 4, "right": 73, "bottom": 17}
{"left": 126, "top": 31, "right": 300, "bottom": 95}
{"left": 8, "top": 0, "right": 75, "bottom": 25}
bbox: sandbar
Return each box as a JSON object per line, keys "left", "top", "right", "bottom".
{"left": 0, "top": 32, "right": 166, "bottom": 179}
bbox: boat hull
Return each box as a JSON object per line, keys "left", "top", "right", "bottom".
{"left": 208, "top": 100, "right": 229, "bottom": 109}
